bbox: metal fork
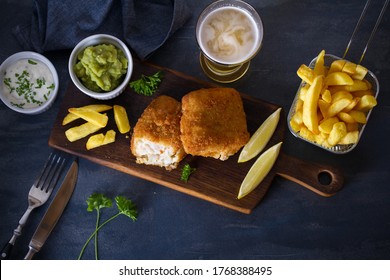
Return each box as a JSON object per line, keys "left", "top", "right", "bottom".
{"left": 0, "top": 151, "right": 67, "bottom": 259}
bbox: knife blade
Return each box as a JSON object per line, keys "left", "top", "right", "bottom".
{"left": 24, "top": 158, "right": 78, "bottom": 260}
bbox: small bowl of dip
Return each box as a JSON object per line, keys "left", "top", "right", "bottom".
{"left": 0, "top": 52, "right": 59, "bottom": 114}
{"left": 69, "top": 34, "right": 133, "bottom": 100}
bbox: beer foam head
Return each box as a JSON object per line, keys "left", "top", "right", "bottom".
{"left": 198, "top": 6, "right": 262, "bottom": 65}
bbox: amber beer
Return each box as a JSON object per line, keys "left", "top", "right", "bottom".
{"left": 196, "top": 0, "right": 263, "bottom": 83}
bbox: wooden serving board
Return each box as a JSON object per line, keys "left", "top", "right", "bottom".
{"left": 49, "top": 59, "right": 343, "bottom": 214}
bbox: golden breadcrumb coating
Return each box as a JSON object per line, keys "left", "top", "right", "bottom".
{"left": 131, "top": 95, "right": 186, "bottom": 170}
{"left": 180, "top": 88, "right": 249, "bottom": 160}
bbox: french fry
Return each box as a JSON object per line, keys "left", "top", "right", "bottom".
{"left": 102, "top": 129, "right": 116, "bottom": 145}
{"left": 289, "top": 110, "right": 303, "bottom": 133}
{"left": 331, "top": 91, "right": 353, "bottom": 103}
{"left": 343, "top": 97, "right": 360, "bottom": 112}
{"left": 302, "top": 75, "right": 323, "bottom": 133}
{"left": 339, "top": 131, "right": 359, "bottom": 145}
{"left": 352, "top": 65, "right": 368, "bottom": 80}
{"left": 62, "top": 104, "right": 112, "bottom": 125}
{"left": 314, "top": 50, "right": 326, "bottom": 76}
{"left": 327, "top": 98, "right": 351, "bottom": 117}
{"left": 327, "top": 122, "right": 347, "bottom": 146}
{"left": 343, "top": 80, "right": 369, "bottom": 92}
{"left": 68, "top": 107, "right": 109, "bottom": 128}
{"left": 292, "top": 50, "right": 377, "bottom": 147}
{"left": 86, "top": 133, "right": 105, "bottom": 150}
{"left": 113, "top": 105, "right": 130, "bottom": 134}
{"left": 325, "top": 72, "right": 354, "bottom": 86}
{"left": 65, "top": 122, "right": 102, "bottom": 142}
{"left": 321, "top": 89, "right": 332, "bottom": 103}
{"left": 349, "top": 110, "right": 367, "bottom": 124}
{"left": 352, "top": 89, "right": 374, "bottom": 97}
{"left": 86, "top": 129, "right": 116, "bottom": 150}
{"left": 354, "top": 95, "right": 377, "bottom": 111}
{"left": 337, "top": 112, "right": 356, "bottom": 124}
{"left": 328, "top": 60, "right": 346, "bottom": 74}
{"left": 297, "top": 64, "right": 316, "bottom": 84}
{"left": 318, "top": 117, "right": 339, "bottom": 134}
{"left": 341, "top": 61, "right": 357, "bottom": 75}
{"left": 318, "top": 99, "right": 330, "bottom": 118}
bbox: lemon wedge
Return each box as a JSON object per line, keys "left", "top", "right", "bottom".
{"left": 237, "top": 141, "right": 282, "bottom": 199}
{"left": 238, "top": 108, "right": 281, "bottom": 163}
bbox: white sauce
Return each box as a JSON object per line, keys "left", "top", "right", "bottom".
{"left": 2, "top": 59, "right": 54, "bottom": 109}
{"left": 198, "top": 7, "right": 260, "bottom": 64}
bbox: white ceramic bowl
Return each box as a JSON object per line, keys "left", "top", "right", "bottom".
{"left": 69, "top": 34, "right": 133, "bottom": 100}
{"left": 0, "top": 51, "right": 59, "bottom": 114}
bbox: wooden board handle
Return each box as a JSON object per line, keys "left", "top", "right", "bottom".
{"left": 275, "top": 153, "right": 344, "bottom": 197}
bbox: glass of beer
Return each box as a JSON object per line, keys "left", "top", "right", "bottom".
{"left": 196, "top": 0, "right": 264, "bottom": 83}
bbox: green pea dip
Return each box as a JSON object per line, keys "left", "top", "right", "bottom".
{"left": 74, "top": 44, "right": 128, "bottom": 92}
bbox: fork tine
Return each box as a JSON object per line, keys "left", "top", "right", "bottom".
{"left": 33, "top": 152, "right": 57, "bottom": 190}
{"left": 42, "top": 155, "right": 66, "bottom": 193}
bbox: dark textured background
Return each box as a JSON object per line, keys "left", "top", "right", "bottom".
{"left": 1, "top": 0, "right": 389, "bottom": 259}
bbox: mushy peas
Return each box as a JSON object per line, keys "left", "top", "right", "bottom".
{"left": 74, "top": 44, "right": 128, "bottom": 92}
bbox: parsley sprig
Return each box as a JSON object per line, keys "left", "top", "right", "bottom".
{"left": 181, "top": 163, "right": 196, "bottom": 183}
{"left": 129, "top": 71, "right": 163, "bottom": 96}
{"left": 78, "top": 194, "right": 138, "bottom": 260}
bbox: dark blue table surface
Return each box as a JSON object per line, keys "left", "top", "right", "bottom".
{"left": 1, "top": 0, "right": 389, "bottom": 260}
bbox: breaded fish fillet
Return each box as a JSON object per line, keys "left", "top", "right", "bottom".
{"left": 131, "top": 95, "right": 186, "bottom": 170}
{"left": 180, "top": 88, "right": 249, "bottom": 160}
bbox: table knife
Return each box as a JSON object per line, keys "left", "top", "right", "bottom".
{"left": 24, "top": 158, "right": 78, "bottom": 259}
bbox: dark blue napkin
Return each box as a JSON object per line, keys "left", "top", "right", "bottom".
{"left": 13, "top": 0, "right": 191, "bottom": 60}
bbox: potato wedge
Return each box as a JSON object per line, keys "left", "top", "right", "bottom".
{"left": 325, "top": 72, "right": 354, "bottom": 86}
{"left": 338, "top": 131, "right": 359, "bottom": 145}
{"left": 321, "top": 89, "right": 332, "bottom": 103}
{"left": 354, "top": 95, "right": 377, "bottom": 111}
{"left": 352, "top": 64, "right": 368, "bottom": 80}
{"left": 341, "top": 61, "right": 357, "bottom": 75}
{"left": 318, "top": 99, "right": 330, "bottom": 118}
{"left": 337, "top": 112, "right": 355, "bottom": 124}
{"left": 328, "top": 60, "right": 346, "bottom": 74}
{"left": 331, "top": 91, "right": 352, "bottom": 103}
{"left": 349, "top": 110, "right": 367, "bottom": 124}
{"left": 328, "top": 122, "right": 347, "bottom": 146}
{"left": 297, "top": 64, "right": 316, "bottom": 84}
{"left": 65, "top": 122, "right": 102, "bottom": 142}
{"left": 102, "top": 129, "right": 116, "bottom": 145}
{"left": 299, "top": 126, "right": 316, "bottom": 142}
{"left": 62, "top": 104, "right": 112, "bottom": 125}
{"left": 318, "top": 117, "right": 339, "bottom": 134}
{"left": 68, "top": 108, "right": 109, "bottom": 128}
{"left": 302, "top": 75, "right": 323, "bottom": 133}
{"left": 343, "top": 80, "right": 369, "bottom": 92}
{"left": 343, "top": 97, "right": 360, "bottom": 112}
{"left": 327, "top": 98, "right": 351, "bottom": 117}
{"left": 314, "top": 50, "right": 326, "bottom": 76}
{"left": 113, "top": 105, "right": 130, "bottom": 134}
{"left": 86, "top": 129, "right": 116, "bottom": 150}
{"left": 86, "top": 133, "right": 105, "bottom": 150}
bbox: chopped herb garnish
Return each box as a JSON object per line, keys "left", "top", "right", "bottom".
{"left": 28, "top": 59, "right": 37, "bottom": 65}
{"left": 129, "top": 71, "right": 163, "bottom": 96}
{"left": 3, "top": 61, "right": 55, "bottom": 109}
{"left": 181, "top": 163, "right": 196, "bottom": 183}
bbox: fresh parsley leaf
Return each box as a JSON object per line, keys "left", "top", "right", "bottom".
{"left": 86, "top": 193, "right": 112, "bottom": 212}
{"left": 181, "top": 163, "right": 196, "bottom": 183}
{"left": 115, "top": 196, "right": 138, "bottom": 221}
{"left": 78, "top": 194, "right": 138, "bottom": 260}
{"left": 129, "top": 71, "right": 163, "bottom": 96}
